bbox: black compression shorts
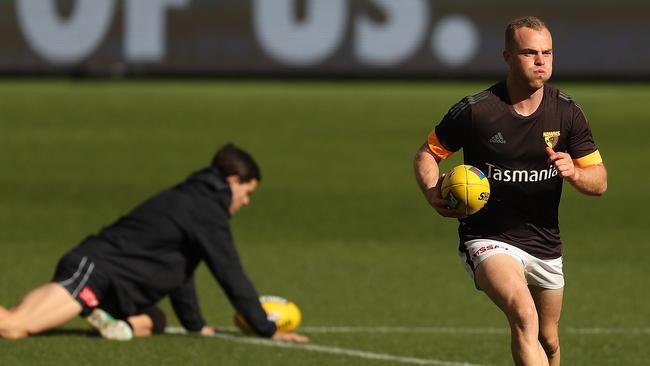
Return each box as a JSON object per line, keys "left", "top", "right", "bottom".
{"left": 52, "top": 252, "right": 118, "bottom": 317}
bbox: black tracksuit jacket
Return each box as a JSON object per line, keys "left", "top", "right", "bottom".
{"left": 65, "top": 167, "right": 276, "bottom": 337}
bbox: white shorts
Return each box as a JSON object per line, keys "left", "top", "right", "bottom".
{"left": 458, "top": 239, "right": 564, "bottom": 289}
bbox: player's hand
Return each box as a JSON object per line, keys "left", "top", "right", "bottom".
{"left": 199, "top": 326, "right": 216, "bottom": 336}
{"left": 271, "top": 331, "right": 310, "bottom": 343}
{"left": 426, "top": 174, "right": 467, "bottom": 219}
{"left": 546, "top": 147, "right": 579, "bottom": 182}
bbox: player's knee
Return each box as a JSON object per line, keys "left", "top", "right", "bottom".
{"left": 139, "top": 306, "right": 166, "bottom": 335}
{"left": 539, "top": 332, "right": 560, "bottom": 357}
{"left": 507, "top": 303, "right": 538, "bottom": 333}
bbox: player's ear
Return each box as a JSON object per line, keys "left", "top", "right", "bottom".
{"left": 226, "top": 175, "right": 241, "bottom": 185}
{"left": 503, "top": 49, "right": 511, "bottom": 64}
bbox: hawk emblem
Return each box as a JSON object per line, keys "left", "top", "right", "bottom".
{"left": 543, "top": 131, "right": 561, "bottom": 148}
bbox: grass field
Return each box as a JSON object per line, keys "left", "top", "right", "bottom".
{"left": 0, "top": 80, "right": 648, "bottom": 365}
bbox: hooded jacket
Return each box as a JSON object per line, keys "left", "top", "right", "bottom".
{"left": 68, "top": 167, "right": 276, "bottom": 337}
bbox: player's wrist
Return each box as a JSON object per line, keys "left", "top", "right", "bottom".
{"left": 568, "top": 167, "right": 581, "bottom": 183}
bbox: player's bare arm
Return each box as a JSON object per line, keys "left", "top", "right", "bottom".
{"left": 546, "top": 147, "right": 607, "bottom": 196}
{"left": 200, "top": 325, "right": 216, "bottom": 335}
{"left": 414, "top": 144, "right": 466, "bottom": 218}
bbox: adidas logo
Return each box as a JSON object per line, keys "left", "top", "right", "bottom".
{"left": 490, "top": 132, "right": 506, "bottom": 144}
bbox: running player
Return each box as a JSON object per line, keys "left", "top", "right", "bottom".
{"left": 414, "top": 16, "right": 607, "bottom": 366}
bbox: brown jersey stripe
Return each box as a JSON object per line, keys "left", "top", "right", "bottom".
{"left": 558, "top": 91, "right": 572, "bottom": 102}
{"left": 559, "top": 91, "right": 587, "bottom": 115}
{"left": 448, "top": 91, "right": 490, "bottom": 119}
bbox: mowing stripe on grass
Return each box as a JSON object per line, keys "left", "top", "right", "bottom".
{"left": 165, "top": 327, "right": 483, "bottom": 366}
{"left": 301, "top": 326, "right": 508, "bottom": 335}
{"left": 175, "top": 325, "right": 650, "bottom": 336}
{"left": 299, "top": 326, "right": 650, "bottom": 336}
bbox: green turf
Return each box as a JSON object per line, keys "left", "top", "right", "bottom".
{"left": 0, "top": 80, "right": 647, "bottom": 365}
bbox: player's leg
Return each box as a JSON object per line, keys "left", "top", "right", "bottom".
{"left": 127, "top": 313, "right": 154, "bottom": 336}
{"left": 0, "top": 305, "right": 10, "bottom": 319}
{"left": 530, "top": 286, "right": 563, "bottom": 366}
{"left": 87, "top": 306, "right": 165, "bottom": 339}
{"left": 0, "top": 283, "right": 82, "bottom": 339}
{"left": 475, "top": 254, "right": 547, "bottom": 366}
{"left": 86, "top": 308, "right": 133, "bottom": 341}
{"left": 127, "top": 306, "right": 166, "bottom": 337}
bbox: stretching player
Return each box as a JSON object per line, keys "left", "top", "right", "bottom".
{"left": 0, "top": 143, "right": 308, "bottom": 343}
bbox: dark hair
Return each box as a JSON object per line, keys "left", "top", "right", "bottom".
{"left": 211, "top": 143, "right": 261, "bottom": 182}
{"left": 505, "top": 16, "right": 549, "bottom": 51}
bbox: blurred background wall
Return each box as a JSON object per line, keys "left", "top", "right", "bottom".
{"left": 1, "top": 0, "right": 648, "bottom": 78}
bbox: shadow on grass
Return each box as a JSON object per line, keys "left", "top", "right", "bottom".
{"left": 163, "top": 328, "right": 243, "bottom": 337}
{"left": 33, "top": 327, "right": 244, "bottom": 339}
{"left": 35, "top": 328, "right": 99, "bottom": 338}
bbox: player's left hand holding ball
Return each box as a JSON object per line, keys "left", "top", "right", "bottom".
{"left": 429, "top": 174, "right": 468, "bottom": 219}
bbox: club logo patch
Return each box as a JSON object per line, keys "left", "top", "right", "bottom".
{"left": 79, "top": 286, "right": 99, "bottom": 308}
{"left": 543, "top": 131, "right": 561, "bottom": 148}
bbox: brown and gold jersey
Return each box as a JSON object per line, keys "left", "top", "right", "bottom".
{"left": 427, "top": 82, "right": 602, "bottom": 258}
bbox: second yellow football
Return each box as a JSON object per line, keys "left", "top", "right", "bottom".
{"left": 234, "top": 295, "right": 302, "bottom": 334}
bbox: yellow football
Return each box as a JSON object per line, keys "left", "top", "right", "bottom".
{"left": 441, "top": 165, "right": 490, "bottom": 215}
{"left": 234, "top": 295, "right": 302, "bottom": 334}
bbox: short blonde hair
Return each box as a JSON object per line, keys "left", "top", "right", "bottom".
{"left": 505, "top": 16, "right": 549, "bottom": 51}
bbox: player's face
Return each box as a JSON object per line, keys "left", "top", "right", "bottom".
{"left": 227, "top": 176, "right": 258, "bottom": 215}
{"left": 505, "top": 27, "right": 553, "bottom": 91}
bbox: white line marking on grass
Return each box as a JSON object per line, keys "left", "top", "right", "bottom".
{"left": 566, "top": 327, "right": 650, "bottom": 335}
{"left": 165, "top": 327, "right": 484, "bottom": 366}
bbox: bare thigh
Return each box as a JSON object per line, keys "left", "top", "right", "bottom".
{"left": 475, "top": 254, "right": 532, "bottom": 314}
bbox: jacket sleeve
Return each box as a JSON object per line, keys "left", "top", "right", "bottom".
{"left": 169, "top": 275, "right": 206, "bottom": 332}
{"left": 187, "top": 202, "right": 277, "bottom": 337}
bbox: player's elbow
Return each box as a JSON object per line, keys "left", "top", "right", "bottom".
{"left": 595, "top": 181, "right": 607, "bottom": 196}
{"left": 583, "top": 165, "right": 608, "bottom": 196}
{"left": 595, "top": 170, "right": 608, "bottom": 196}
{"left": 585, "top": 180, "right": 607, "bottom": 196}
